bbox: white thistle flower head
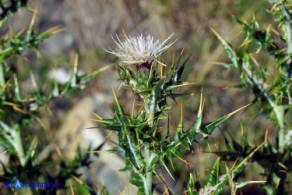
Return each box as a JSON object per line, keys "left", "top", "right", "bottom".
{"left": 107, "top": 33, "right": 176, "bottom": 67}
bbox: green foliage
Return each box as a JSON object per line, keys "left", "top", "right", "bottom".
{"left": 98, "top": 47, "right": 251, "bottom": 194}
{"left": 204, "top": 0, "right": 292, "bottom": 194}
{"left": 97, "top": 0, "right": 292, "bottom": 194}
{"left": 0, "top": 1, "right": 108, "bottom": 194}
{"left": 0, "top": 0, "right": 290, "bottom": 194}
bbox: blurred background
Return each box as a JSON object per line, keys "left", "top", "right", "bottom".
{"left": 5, "top": 0, "right": 274, "bottom": 194}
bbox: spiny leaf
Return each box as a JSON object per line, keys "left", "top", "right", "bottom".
{"left": 116, "top": 65, "right": 127, "bottom": 80}
{"left": 176, "top": 103, "right": 184, "bottom": 133}
{"left": 192, "top": 90, "right": 205, "bottom": 136}
{"left": 201, "top": 104, "right": 251, "bottom": 135}
{"left": 160, "top": 159, "right": 175, "bottom": 180}
{"left": 235, "top": 180, "right": 266, "bottom": 189}
{"left": 170, "top": 55, "right": 190, "bottom": 84}
{"left": 211, "top": 28, "right": 239, "bottom": 68}
{"left": 231, "top": 142, "right": 264, "bottom": 178}
{"left": 111, "top": 86, "right": 125, "bottom": 117}
{"left": 207, "top": 158, "right": 220, "bottom": 186}
{"left": 80, "top": 64, "right": 114, "bottom": 85}
{"left": 166, "top": 82, "right": 197, "bottom": 91}
{"left": 95, "top": 119, "right": 122, "bottom": 131}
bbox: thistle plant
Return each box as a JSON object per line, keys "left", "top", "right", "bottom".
{"left": 97, "top": 33, "right": 252, "bottom": 194}
{"left": 195, "top": 0, "right": 292, "bottom": 194}
{"left": 0, "top": 0, "right": 290, "bottom": 194}
{"left": 0, "top": 1, "right": 108, "bottom": 194}
{"left": 98, "top": 1, "right": 292, "bottom": 194}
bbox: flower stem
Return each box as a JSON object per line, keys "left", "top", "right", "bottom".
{"left": 241, "top": 58, "right": 286, "bottom": 152}
{"left": 142, "top": 90, "right": 158, "bottom": 195}
{"left": 144, "top": 148, "right": 153, "bottom": 195}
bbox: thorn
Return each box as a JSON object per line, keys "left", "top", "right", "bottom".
{"left": 117, "top": 83, "right": 122, "bottom": 92}
{"left": 92, "top": 112, "right": 103, "bottom": 120}
{"left": 250, "top": 55, "right": 260, "bottom": 67}
{"left": 278, "top": 163, "right": 289, "bottom": 171}
{"left": 46, "top": 25, "right": 66, "bottom": 35}
{"left": 29, "top": 8, "right": 38, "bottom": 29}
{"left": 55, "top": 145, "right": 62, "bottom": 159}
{"left": 30, "top": 71, "right": 38, "bottom": 91}
{"left": 211, "top": 61, "right": 228, "bottom": 66}
{"left": 171, "top": 51, "right": 175, "bottom": 67}
{"left": 30, "top": 137, "right": 39, "bottom": 157}
{"left": 69, "top": 181, "right": 75, "bottom": 195}
{"left": 163, "top": 162, "right": 175, "bottom": 180}
{"left": 210, "top": 27, "right": 222, "bottom": 39}
{"left": 252, "top": 12, "right": 256, "bottom": 21}
{"left": 271, "top": 26, "right": 280, "bottom": 35}
{"left": 0, "top": 150, "right": 8, "bottom": 156}
{"left": 212, "top": 137, "right": 218, "bottom": 149}
{"left": 156, "top": 173, "right": 170, "bottom": 195}
{"left": 240, "top": 38, "right": 252, "bottom": 48}
{"left": 226, "top": 164, "right": 237, "bottom": 195}
{"left": 36, "top": 117, "right": 46, "bottom": 129}
{"left": 170, "top": 82, "right": 199, "bottom": 89}
{"left": 234, "top": 30, "right": 243, "bottom": 39}
{"left": 264, "top": 129, "right": 268, "bottom": 144}
{"left": 111, "top": 85, "right": 119, "bottom": 105}
{"left": 176, "top": 155, "right": 190, "bottom": 168}
{"left": 227, "top": 103, "right": 252, "bottom": 117}
{"left": 199, "top": 88, "right": 205, "bottom": 116}
{"left": 33, "top": 49, "right": 42, "bottom": 58}
{"left": 73, "top": 54, "right": 78, "bottom": 75}
{"left": 240, "top": 123, "right": 244, "bottom": 137}
{"left": 206, "top": 141, "right": 212, "bottom": 153}
{"left": 231, "top": 158, "right": 239, "bottom": 170}
{"left": 104, "top": 131, "right": 113, "bottom": 140}
{"left": 131, "top": 96, "right": 136, "bottom": 118}
{"left": 72, "top": 175, "right": 83, "bottom": 184}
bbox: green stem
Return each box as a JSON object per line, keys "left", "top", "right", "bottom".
{"left": 144, "top": 148, "right": 153, "bottom": 195}
{"left": 148, "top": 90, "right": 157, "bottom": 128}
{"left": 142, "top": 90, "right": 158, "bottom": 195}
{"left": 241, "top": 60, "right": 285, "bottom": 152}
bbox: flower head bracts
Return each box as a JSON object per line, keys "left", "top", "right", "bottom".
{"left": 107, "top": 33, "right": 176, "bottom": 67}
